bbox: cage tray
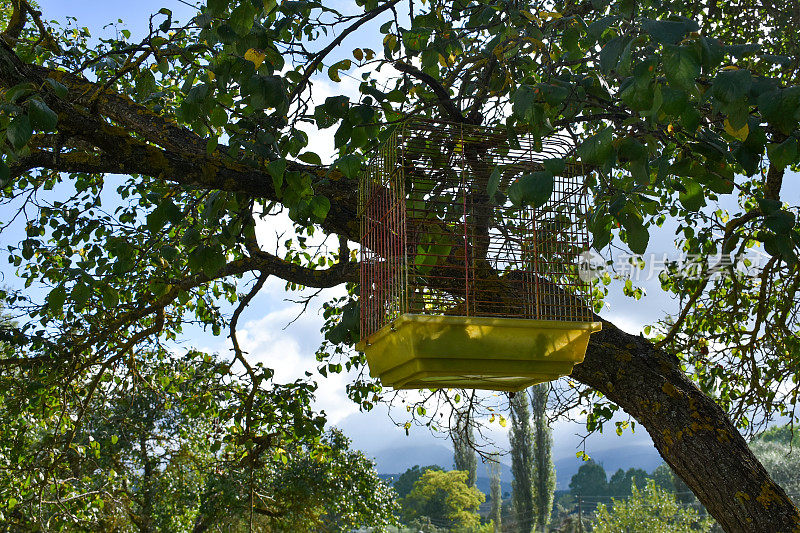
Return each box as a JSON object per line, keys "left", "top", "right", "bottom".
{"left": 356, "top": 314, "right": 602, "bottom": 392}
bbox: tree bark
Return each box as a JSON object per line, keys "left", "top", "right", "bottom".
{"left": 573, "top": 321, "right": 800, "bottom": 532}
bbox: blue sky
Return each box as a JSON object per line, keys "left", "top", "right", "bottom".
{"left": 21, "top": 0, "right": 793, "bottom": 481}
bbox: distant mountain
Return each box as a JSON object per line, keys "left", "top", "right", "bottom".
{"left": 335, "top": 402, "right": 664, "bottom": 492}
{"left": 369, "top": 443, "right": 454, "bottom": 474}
{"left": 553, "top": 443, "right": 663, "bottom": 488}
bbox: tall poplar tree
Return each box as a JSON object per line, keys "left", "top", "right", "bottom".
{"left": 488, "top": 453, "right": 503, "bottom": 532}
{"left": 452, "top": 411, "right": 478, "bottom": 487}
{"left": 509, "top": 391, "right": 535, "bottom": 533}
{"left": 530, "top": 384, "right": 556, "bottom": 532}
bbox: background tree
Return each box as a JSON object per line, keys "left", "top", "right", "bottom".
{"left": 510, "top": 391, "right": 536, "bottom": 533}
{"left": 394, "top": 465, "right": 445, "bottom": 500}
{"left": 568, "top": 460, "right": 608, "bottom": 511}
{"left": 488, "top": 453, "right": 503, "bottom": 532}
{"left": 1, "top": 0, "right": 800, "bottom": 529}
{"left": 401, "top": 469, "right": 485, "bottom": 531}
{"left": 607, "top": 467, "right": 649, "bottom": 498}
{"left": 453, "top": 411, "right": 478, "bottom": 488}
{"left": 593, "top": 479, "right": 713, "bottom": 533}
{"left": 530, "top": 384, "right": 556, "bottom": 532}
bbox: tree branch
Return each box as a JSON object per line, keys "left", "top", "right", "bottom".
{"left": 394, "top": 60, "right": 469, "bottom": 123}
{"left": 287, "top": 0, "right": 402, "bottom": 103}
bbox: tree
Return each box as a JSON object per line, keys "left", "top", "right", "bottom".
{"left": 510, "top": 391, "right": 535, "bottom": 532}
{"left": 607, "top": 467, "right": 649, "bottom": 498}
{"left": 402, "top": 469, "right": 485, "bottom": 530}
{"left": 1, "top": 0, "right": 800, "bottom": 529}
{"left": 593, "top": 479, "right": 713, "bottom": 533}
{"left": 453, "top": 411, "right": 478, "bottom": 488}
{"left": 395, "top": 465, "right": 445, "bottom": 500}
{"left": 0, "top": 348, "right": 398, "bottom": 531}
{"left": 568, "top": 460, "right": 608, "bottom": 509}
{"left": 488, "top": 454, "right": 503, "bottom": 532}
{"left": 530, "top": 384, "right": 556, "bottom": 532}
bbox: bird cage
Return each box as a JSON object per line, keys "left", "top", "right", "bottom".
{"left": 356, "top": 120, "right": 601, "bottom": 392}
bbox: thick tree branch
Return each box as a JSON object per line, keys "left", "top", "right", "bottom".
{"left": 575, "top": 322, "right": 800, "bottom": 532}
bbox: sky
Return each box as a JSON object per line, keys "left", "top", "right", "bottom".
{"left": 15, "top": 0, "right": 793, "bottom": 483}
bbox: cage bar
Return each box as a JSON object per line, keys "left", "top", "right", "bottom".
{"left": 357, "top": 120, "right": 601, "bottom": 391}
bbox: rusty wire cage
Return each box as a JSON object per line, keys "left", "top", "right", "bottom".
{"left": 357, "top": 120, "right": 601, "bottom": 391}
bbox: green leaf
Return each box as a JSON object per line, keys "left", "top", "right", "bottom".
{"left": 487, "top": 165, "right": 502, "bottom": 201}
{"left": 599, "top": 36, "right": 629, "bottom": 73}
{"left": 641, "top": 18, "right": 695, "bottom": 45}
{"left": 712, "top": 69, "right": 752, "bottom": 103}
{"left": 327, "top": 59, "right": 352, "bottom": 83}
{"left": 310, "top": 196, "right": 331, "bottom": 222}
{"left": 508, "top": 171, "right": 554, "bottom": 208}
{"left": 538, "top": 83, "right": 569, "bottom": 106}
{"left": 543, "top": 158, "right": 565, "bottom": 175}
{"left": 267, "top": 159, "right": 286, "bottom": 195}
{"left": 587, "top": 15, "right": 618, "bottom": 40}
{"left": 146, "top": 198, "right": 180, "bottom": 233}
{"left": 512, "top": 84, "right": 537, "bottom": 120}
{"left": 767, "top": 138, "right": 798, "bottom": 170}
{"left": 765, "top": 209, "right": 795, "bottom": 234}
{"left": 7, "top": 114, "right": 32, "bottom": 149}
{"left": 623, "top": 220, "right": 649, "bottom": 254}
{"left": 229, "top": 3, "right": 256, "bottom": 35}
{"left": 663, "top": 45, "right": 700, "bottom": 91}
{"left": 724, "top": 43, "right": 760, "bottom": 58}
{"left": 7, "top": 497, "right": 17, "bottom": 509}
{"left": 134, "top": 69, "right": 157, "bottom": 99}
{"left": 207, "top": 0, "right": 228, "bottom": 15}
{"left": 47, "top": 286, "right": 67, "bottom": 313}
{"left": 298, "top": 152, "right": 322, "bottom": 165}
{"left": 72, "top": 283, "right": 91, "bottom": 312}
{"left": 577, "top": 126, "right": 615, "bottom": 166}
{"left": 336, "top": 154, "right": 362, "bottom": 179}
{"left": 0, "top": 159, "right": 9, "bottom": 188}
{"left": 44, "top": 78, "right": 69, "bottom": 98}
{"left": 102, "top": 286, "right": 119, "bottom": 308}
{"left": 314, "top": 95, "right": 349, "bottom": 128}
{"left": 241, "top": 74, "right": 285, "bottom": 109}
{"left": 679, "top": 179, "right": 706, "bottom": 211}
{"left": 617, "top": 137, "right": 648, "bottom": 162}
{"left": 758, "top": 87, "right": 800, "bottom": 136}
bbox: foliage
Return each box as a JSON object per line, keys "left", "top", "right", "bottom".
{"left": 453, "top": 412, "right": 478, "bottom": 488}
{"left": 509, "top": 391, "right": 535, "bottom": 532}
{"left": 402, "top": 470, "right": 485, "bottom": 531}
{"left": 593, "top": 479, "right": 713, "bottom": 533}
{"left": 608, "top": 467, "right": 649, "bottom": 497}
{"left": 0, "top": 346, "right": 396, "bottom": 531}
{"left": 530, "top": 384, "right": 556, "bottom": 532}
{"left": 753, "top": 424, "right": 800, "bottom": 446}
{"left": 750, "top": 428, "right": 800, "bottom": 505}
{"left": 395, "top": 465, "right": 445, "bottom": 500}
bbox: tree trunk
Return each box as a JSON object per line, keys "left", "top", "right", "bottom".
{"left": 571, "top": 320, "right": 800, "bottom": 532}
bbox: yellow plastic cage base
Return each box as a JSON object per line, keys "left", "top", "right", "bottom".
{"left": 356, "top": 314, "right": 602, "bottom": 392}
